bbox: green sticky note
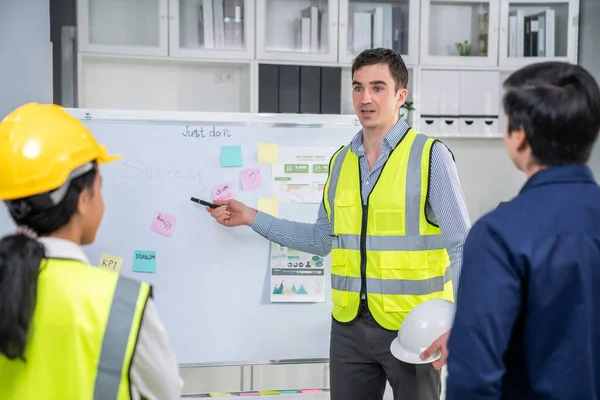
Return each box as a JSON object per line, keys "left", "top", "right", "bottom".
{"left": 221, "top": 146, "right": 243, "bottom": 167}
{"left": 133, "top": 250, "right": 156, "bottom": 273}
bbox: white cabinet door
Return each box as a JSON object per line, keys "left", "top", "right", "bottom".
{"left": 77, "top": 0, "right": 169, "bottom": 56}
{"left": 168, "top": 0, "right": 255, "bottom": 60}
{"left": 498, "top": 0, "right": 579, "bottom": 68}
{"left": 256, "top": 0, "right": 339, "bottom": 63}
{"left": 337, "top": 0, "right": 420, "bottom": 65}
{"left": 420, "top": 0, "right": 500, "bottom": 67}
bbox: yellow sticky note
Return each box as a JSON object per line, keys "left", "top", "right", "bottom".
{"left": 98, "top": 253, "right": 123, "bottom": 273}
{"left": 208, "top": 393, "right": 232, "bottom": 397}
{"left": 257, "top": 142, "right": 279, "bottom": 164}
{"left": 258, "top": 198, "right": 279, "bottom": 217}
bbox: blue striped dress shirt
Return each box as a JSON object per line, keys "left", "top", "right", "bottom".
{"left": 252, "top": 118, "right": 471, "bottom": 298}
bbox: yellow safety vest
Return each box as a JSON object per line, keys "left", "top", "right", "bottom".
{"left": 0, "top": 258, "right": 151, "bottom": 399}
{"left": 323, "top": 129, "right": 454, "bottom": 331}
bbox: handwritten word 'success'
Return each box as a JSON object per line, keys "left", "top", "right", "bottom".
{"left": 182, "top": 126, "right": 231, "bottom": 138}
{"left": 120, "top": 160, "right": 202, "bottom": 180}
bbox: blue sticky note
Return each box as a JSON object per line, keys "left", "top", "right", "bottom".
{"left": 132, "top": 250, "right": 156, "bottom": 273}
{"left": 220, "top": 146, "right": 243, "bottom": 167}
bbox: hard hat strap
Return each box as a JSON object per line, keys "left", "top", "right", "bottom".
{"left": 48, "top": 162, "right": 95, "bottom": 206}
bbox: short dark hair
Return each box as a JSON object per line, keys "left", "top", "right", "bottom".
{"left": 351, "top": 48, "right": 409, "bottom": 92}
{"left": 503, "top": 61, "right": 600, "bottom": 166}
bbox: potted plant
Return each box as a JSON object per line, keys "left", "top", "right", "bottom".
{"left": 455, "top": 40, "right": 472, "bottom": 56}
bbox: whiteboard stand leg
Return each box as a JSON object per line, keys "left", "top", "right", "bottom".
{"left": 242, "top": 365, "right": 253, "bottom": 391}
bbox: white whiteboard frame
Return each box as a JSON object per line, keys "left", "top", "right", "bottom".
{"left": 66, "top": 108, "right": 361, "bottom": 127}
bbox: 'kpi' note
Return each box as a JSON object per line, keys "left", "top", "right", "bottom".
{"left": 258, "top": 197, "right": 279, "bottom": 217}
{"left": 151, "top": 211, "right": 177, "bottom": 237}
{"left": 98, "top": 253, "right": 123, "bottom": 273}
{"left": 220, "top": 145, "right": 243, "bottom": 167}
{"left": 240, "top": 168, "right": 262, "bottom": 191}
{"left": 212, "top": 182, "right": 235, "bottom": 201}
{"left": 257, "top": 143, "right": 279, "bottom": 164}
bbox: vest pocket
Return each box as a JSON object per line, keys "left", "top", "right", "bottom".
{"left": 378, "top": 252, "right": 431, "bottom": 313}
{"left": 331, "top": 252, "right": 348, "bottom": 307}
{"left": 333, "top": 189, "right": 358, "bottom": 234}
{"left": 372, "top": 210, "right": 406, "bottom": 235}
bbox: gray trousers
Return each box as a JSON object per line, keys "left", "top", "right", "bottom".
{"left": 329, "top": 304, "right": 441, "bottom": 400}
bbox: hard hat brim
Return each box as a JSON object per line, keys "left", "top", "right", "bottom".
{"left": 390, "top": 338, "right": 441, "bottom": 365}
{"left": 98, "top": 152, "right": 122, "bottom": 164}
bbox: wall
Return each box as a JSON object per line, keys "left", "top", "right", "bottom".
{"left": 0, "top": 0, "right": 51, "bottom": 118}
{"left": 579, "top": 0, "right": 600, "bottom": 177}
{"left": 578, "top": 0, "right": 600, "bottom": 80}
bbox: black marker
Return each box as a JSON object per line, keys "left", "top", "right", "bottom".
{"left": 190, "top": 197, "right": 218, "bottom": 209}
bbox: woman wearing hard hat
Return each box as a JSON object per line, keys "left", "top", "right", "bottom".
{"left": 0, "top": 103, "right": 183, "bottom": 399}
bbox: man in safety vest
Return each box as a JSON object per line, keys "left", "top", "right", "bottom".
{"left": 207, "top": 48, "right": 471, "bottom": 400}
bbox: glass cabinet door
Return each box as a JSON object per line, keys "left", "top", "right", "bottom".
{"left": 498, "top": 0, "right": 578, "bottom": 67}
{"left": 256, "top": 0, "right": 339, "bottom": 62}
{"left": 420, "top": 0, "right": 500, "bottom": 66}
{"left": 78, "top": 0, "right": 169, "bottom": 56}
{"left": 338, "top": 0, "right": 418, "bottom": 65}
{"left": 169, "top": 0, "right": 255, "bottom": 59}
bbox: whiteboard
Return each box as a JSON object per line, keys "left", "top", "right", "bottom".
{"left": 0, "top": 110, "right": 359, "bottom": 366}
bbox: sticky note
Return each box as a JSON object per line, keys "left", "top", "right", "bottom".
{"left": 257, "top": 143, "right": 279, "bottom": 164}
{"left": 258, "top": 198, "right": 278, "bottom": 217}
{"left": 221, "top": 145, "right": 243, "bottom": 167}
{"left": 133, "top": 250, "right": 156, "bottom": 273}
{"left": 98, "top": 253, "right": 123, "bottom": 273}
{"left": 208, "top": 393, "right": 232, "bottom": 397}
{"left": 240, "top": 168, "right": 262, "bottom": 191}
{"left": 212, "top": 182, "right": 235, "bottom": 201}
{"left": 259, "top": 390, "right": 280, "bottom": 395}
{"left": 151, "top": 211, "right": 177, "bottom": 237}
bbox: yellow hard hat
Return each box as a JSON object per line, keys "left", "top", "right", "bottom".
{"left": 0, "top": 103, "right": 121, "bottom": 200}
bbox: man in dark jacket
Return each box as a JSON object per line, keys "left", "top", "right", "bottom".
{"left": 445, "top": 61, "right": 600, "bottom": 399}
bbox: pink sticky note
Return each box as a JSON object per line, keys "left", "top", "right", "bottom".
{"left": 240, "top": 168, "right": 262, "bottom": 191}
{"left": 151, "top": 211, "right": 177, "bottom": 237}
{"left": 212, "top": 182, "right": 235, "bottom": 201}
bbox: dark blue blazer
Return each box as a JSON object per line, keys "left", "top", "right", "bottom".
{"left": 446, "top": 165, "right": 600, "bottom": 400}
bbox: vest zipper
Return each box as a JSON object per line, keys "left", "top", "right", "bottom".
{"left": 360, "top": 203, "right": 368, "bottom": 300}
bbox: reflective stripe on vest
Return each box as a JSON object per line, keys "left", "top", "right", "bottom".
{"left": 331, "top": 265, "right": 452, "bottom": 295}
{"left": 94, "top": 277, "right": 144, "bottom": 399}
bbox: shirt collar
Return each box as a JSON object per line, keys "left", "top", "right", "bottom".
{"left": 350, "top": 118, "right": 410, "bottom": 157}
{"left": 38, "top": 237, "right": 91, "bottom": 264}
{"left": 520, "top": 164, "right": 596, "bottom": 194}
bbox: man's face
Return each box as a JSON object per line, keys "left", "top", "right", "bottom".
{"left": 352, "top": 63, "right": 407, "bottom": 130}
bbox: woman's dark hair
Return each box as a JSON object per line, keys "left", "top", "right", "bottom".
{"left": 0, "top": 162, "right": 98, "bottom": 361}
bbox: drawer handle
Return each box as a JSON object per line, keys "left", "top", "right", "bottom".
{"left": 484, "top": 120, "right": 494, "bottom": 126}
{"left": 445, "top": 120, "right": 454, "bottom": 125}
{"left": 425, "top": 120, "right": 434, "bottom": 125}
{"left": 465, "top": 120, "right": 474, "bottom": 125}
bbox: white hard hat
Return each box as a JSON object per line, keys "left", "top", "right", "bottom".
{"left": 390, "top": 298, "right": 455, "bottom": 364}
